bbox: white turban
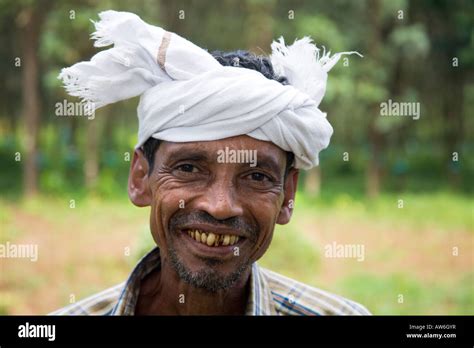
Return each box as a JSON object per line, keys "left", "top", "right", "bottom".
{"left": 58, "top": 10, "right": 361, "bottom": 169}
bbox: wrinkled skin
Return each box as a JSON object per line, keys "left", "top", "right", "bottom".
{"left": 128, "top": 135, "right": 299, "bottom": 315}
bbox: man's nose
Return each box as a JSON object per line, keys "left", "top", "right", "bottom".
{"left": 194, "top": 179, "right": 244, "bottom": 221}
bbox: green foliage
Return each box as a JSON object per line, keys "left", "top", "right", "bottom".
{"left": 296, "top": 14, "right": 347, "bottom": 51}
{"left": 389, "top": 24, "right": 430, "bottom": 58}
{"left": 335, "top": 273, "right": 474, "bottom": 314}
{"left": 297, "top": 191, "right": 473, "bottom": 231}
{"left": 259, "top": 224, "right": 320, "bottom": 282}
{"left": 1, "top": 0, "right": 472, "bottom": 199}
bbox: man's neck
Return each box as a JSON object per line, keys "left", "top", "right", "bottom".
{"left": 135, "top": 259, "right": 251, "bottom": 315}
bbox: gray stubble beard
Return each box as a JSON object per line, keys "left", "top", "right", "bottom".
{"left": 168, "top": 245, "right": 250, "bottom": 293}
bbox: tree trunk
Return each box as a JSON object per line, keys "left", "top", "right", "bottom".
{"left": 84, "top": 119, "right": 99, "bottom": 191}
{"left": 18, "top": 6, "right": 45, "bottom": 197}
{"left": 365, "top": 0, "right": 383, "bottom": 198}
{"left": 367, "top": 115, "right": 383, "bottom": 198}
{"left": 305, "top": 167, "right": 321, "bottom": 196}
{"left": 245, "top": 0, "right": 275, "bottom": 51}
{"left": 443, "top": 70, "right": 464, "bottom": 188}
{"left": 159, "top": 0, "right": 185, "bottom": 31}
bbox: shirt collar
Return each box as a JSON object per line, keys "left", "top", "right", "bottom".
{"left": 111, "top": 247, "right": 277, "bottom": 315}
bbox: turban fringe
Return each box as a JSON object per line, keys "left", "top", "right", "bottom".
{"left": 58, "top": 10, "right": 361, "bottom": 169}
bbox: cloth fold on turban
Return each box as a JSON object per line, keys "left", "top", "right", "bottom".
{"left": 58, "top": 10, "right": 361, "bottom": 169}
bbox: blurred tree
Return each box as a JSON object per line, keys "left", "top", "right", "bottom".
{"left": 366, "top": 0, "right": 383, "bottom": 198}
{"left": 0, "top": 0, "right": 471, "bottom": 198}
{"left": 16, "top": 0, "right": 52, "bottom": 196}
{"left": 410, "top": 0, "right": 474, "bottom": 188}
{"left": 245, "top": 0, "right": 276, "bottom": 51}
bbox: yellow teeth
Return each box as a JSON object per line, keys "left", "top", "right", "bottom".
{"left": 222, "top": 235, "right": 230, "bottom": 246}
{"left": 206, "top": 233, "right": 216, "bottom": 246}
{"left": 186, "top": 229, "right": 240, "bottom": 247}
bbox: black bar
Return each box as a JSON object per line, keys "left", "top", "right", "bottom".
{"left": 0, "top": 316, "right": 472, "bottom": 346}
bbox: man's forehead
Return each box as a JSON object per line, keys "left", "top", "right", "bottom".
{"left": 157, "top": 135, "right": 287, "bottom": 171}
{"left": 160, "top": 136, "right": 286, "bottom": 157}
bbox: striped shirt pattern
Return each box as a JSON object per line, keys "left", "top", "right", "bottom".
{"left": 50, "top": 247, "right": 370, "bottom": 315}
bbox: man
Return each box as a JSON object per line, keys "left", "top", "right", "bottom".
{"left": 52, "top": 11, "right": 369, "bottom": 315}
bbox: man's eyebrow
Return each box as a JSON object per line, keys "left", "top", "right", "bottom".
{"left": 164, "top": 147, "right": 284, "bottom": 174}
{"left": 165, "top": 148, "right": 210, "bottom": 162}
{"left": 253, "top": 153, "right": 284, "bottom": 175}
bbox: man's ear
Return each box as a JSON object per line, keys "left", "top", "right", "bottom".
{"left": 276, "top": 168, "right": 299, "bottom": 225}
{"left": 128, "top": 149, "right": 152, "bottom": 207}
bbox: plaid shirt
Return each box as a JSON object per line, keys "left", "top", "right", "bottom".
{"left": 50, "top": 247, "right": 370, "bottom": 315}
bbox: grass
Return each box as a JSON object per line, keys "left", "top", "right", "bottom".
{"left": 335, "top": 272, "right": 474, "bottom": 315}
{"left": 297, "top": 191, "right": 473, "bottom": 231}
{"left": 259, "top": 224, "right": 320, "bottom": 283}
{"left": 0, "top": 191, "right": 472, "bottom": 314}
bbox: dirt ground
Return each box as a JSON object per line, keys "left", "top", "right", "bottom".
{"left": 297, "top": 211, "right": 473, "bottom": 285}
{"left": 0, "top": 198, "right": 472, "bottom": 314}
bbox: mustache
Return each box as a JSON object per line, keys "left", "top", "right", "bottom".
{"left": 169, "top": 210, "right": 259, "bottom": 241}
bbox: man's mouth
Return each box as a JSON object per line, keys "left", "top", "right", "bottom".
{"left": 183, "top": 229, "right": 241, "bottom": 247}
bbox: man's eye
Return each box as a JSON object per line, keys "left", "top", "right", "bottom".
{"left": 177, "top": 164, "right": 198, "bottom": 173}
{"left": 249, "top": 172, "right": 270, "bottom": 182}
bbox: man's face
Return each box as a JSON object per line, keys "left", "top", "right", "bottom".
{"left": 129, "top": 135, "right": 298, "bottom": 291}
